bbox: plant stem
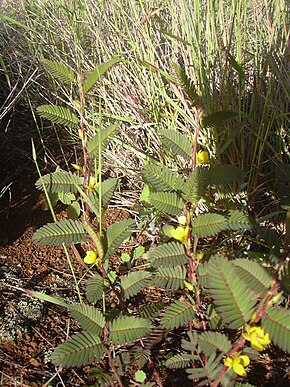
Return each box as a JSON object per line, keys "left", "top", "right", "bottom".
{"left": 104, "top": 325, "right": 124, "bottom": 387}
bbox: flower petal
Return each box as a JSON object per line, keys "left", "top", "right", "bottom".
{"left": 224, "top": 357, "right": 233, "bottom": 368}
{"left": 84, "top": 250, "right": 97, "bottom": 264}
{"left": 232, "top": 362, "right": 247, "bottom": 377}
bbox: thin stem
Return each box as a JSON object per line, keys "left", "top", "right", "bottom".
{"left": 104, "top": 325, "right": 124, "bottom": 387}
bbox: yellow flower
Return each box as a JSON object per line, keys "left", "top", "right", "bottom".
{"left": 171, "top": 226, "right": 189, "bottom": 244}
{"left": 224, "top": 353, "right": 250, "bottom": 377}
{"left": 85, "top": 176, "right": 98, "bottom": 192}
{"left": 196, "top": 150, "right": 209, "bottom": 165}
{"left": 84, "top": 250, "right": 99, "bottom": 264}
{"left": 242, "top": 325, "right": 271, "bottom": 351}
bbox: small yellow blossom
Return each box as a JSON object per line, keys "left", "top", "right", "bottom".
{"left": 224, "top": 353, "right": 250, "bottom": 377}
{"left": 242, "top": 325, "right": 271, "bottom": 351}
{"left": 171, "top": 226, "right": 189, "bottom": 244}
{"left": 84, "top": 250, "right": 99, "bottom": 265}
{"left": 85, "top": 176, "right": 98, "bottom": 192}
{"left": 196, "top": 150, "right": 209, "bottom": 165}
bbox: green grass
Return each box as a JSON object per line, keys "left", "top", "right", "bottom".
{"left": 0, "top": 0, "right": 289, "bottom": 212}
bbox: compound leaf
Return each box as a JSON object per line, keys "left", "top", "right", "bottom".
{"left": 149, "top": 192, "right": 184, "bottom": 216}
{"left": 223, "top": 210, "right": 253, "bottom": 231}
{"left": 37, "top": 104, "right": 79, "bottom": 127}
{"left": 121, "top": 271, "right": 153, "bottom": 299}
{"left": 147, "top": 242, "right": 189, "bottom": 268}
{"left": 154, "top": 266, "right": 186, "bottom": 290}
{"left": 50, "top": 331, "right": 105, "bottom": 367}
{"left": 68, "top": 304, "right": 105, "bottom": 336}
{"left": 42, "top": 59, "right": 75, "bottom": 84}
{"left": 33, "top": 219, "right": 88, "bottom": 245}
{"left": 87, "top": 124, "right": 120, "bottom": 157}
{"left": 161, "top": 300, "right": 195, "bottom": 329}
{"left": 191, "top": 213, "right": 226, "bottom": 238}
{"left": 109, "top": 316, "right": 152, "bottom": 345}
{"left": 105, "top": 219, "right": 135, "bottom": 259}
{"left": 198, "top": 331, "right": 231, "bottom": 356}
{"left": 203, "top": 165, "right": 246, "bottom": 186}
{"left": 142, "top": 163, "right": 184, "bottom": 192}
{"left": 207, "top": 256, "right": 256, "bottom": 329}
{"left": 182, "top": 168, "right": 204, "bottom": 205}
{"left": 262, "top": 306, "right": 290, "bottom": 353}
{"left": 86, "top": 274, "right": 105, "bottom": 304}
{"left": 166, "top": 353, "right": 198, "bottom": 369}
{"left": 35, "top": 170, "right": 83, "bottom": 194}
{"left": 233, "top": 258, "right": 272, "bottom": 297}
{"left": 83, "top": 57, "right": 122, "bottom": 94}
{"left": 159, "top": 129, "right": 192, "bottom": 159}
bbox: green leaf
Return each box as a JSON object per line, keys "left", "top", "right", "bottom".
{"left": 147, "top": 242, "right": 188, "bottom": 268}
{"left": 86, "top": 274, "right": 105, "bottom": 304}
{"left": 205, "top": 304, "right": 223, "bottom": 330}
{"left": 139, "top": 302, "right": 164, "bottom": 319}
{"left": 133, "top": 347, "right": 151, "bottom": 368}
{"left": 227, "top": 54, "right": 246, "bottom": 78}
{"left": 223, "top": 210, "right": 253, "bottom": 231}
{"left": 66, "top": 201, "right": 81, "bottom": 220}
{"left": 197, "top": 261, "right": 209, "bottom": 289}
{"left": 207, "top": 256, "right": 256, "bottom": 329}
{"left": 140, "top": 184, "right": 151, "bottom": 205}
{"left": 35, "top": 171, "right": 83, "bottom": 194}
{"left": 203, "top": 165, "right": 246, "bottom": 186}
{"left": 58, "top": 192, "right": 75, "bottom": 205}
{"left": 182, "top": 168, "right": 204, "bottom": 205}
{"left": 159, "top": 129, "right": 192, "bottom": 159}
{"left": 87, "top": 124, "right": 120, "bottom": 157}
{"left": 149, "top": 192, "right": 184, "bottom": 216}
{"left": 166, "top": 353, "right": 198, "bottom": 369}
{"left": 142, "top": 163, "right": 184, "bottom": 192}
{"left": 50, "top": 332, "right": 105, "bottom": 367}
{"left": 83, "top": 222, "right": 104, "bottom": 259}
{"left": 41, "top": 192, "right": 58, "bottom": 210}
{"left": 121, "top": 271, "right": 152, "bottom": 299}
{"left": 109, "top": 316, "right": 152, "bottom": 345}
{"left": 202, "top": 111, "right": 237, "bottom": 127}
{"left": 160, "top": 300, "right": 195, "bottom": 329}
{"left": 83, "top": 57, "right": 122, "bottom": 93}
{"left": 68, "top": 304, "right": 105, "bottom": 336}
{"left": 233, "top": 258, "right": 272, "bottom": 297}
{"left": 105, "top": 219, "right": 135, "bottom": 259}
{"left": 88, "top": 178, "right": 118, "bottom": 214}
{"left": 37, "top": 104, "right": 79, "bottom": 127}
{"left": 121, "top": 253, "right": 131, "bottom": 263}
{"left": 42, "top": 59, "right": 75, "bottom": 84}
{"left": 90, "top": 365, "right": 113, "bottom": 386}
{"left": 280, "top": 260, "right": 290, "bottom": 295}
{"left": 189, "top": 352, "right": 223, "bottom": 382}
{"left": 262, "top": 306, "right": 290, "bottom": 353}
{"left": 173, "top": 63, "right": 201, "bottom": 105}
{"left": 135, "top": 370, "right": 146, "bottom": 383}
{"left": 134, "top": 245, "right": 145, "bottom": 258}
{"left": 191, "top": 213, "right": 227, "bottom": 238}
{"left": 198, "top": 332, "right": 231, "bottom": 356}
{"left": 154, "top": 266, "right": 186, "bottom": 290}
{"left": 23, "top": 290, "right": 68, "bottom": 308}
{"left": 33, "top": 219, "right": 88, "bottom": 246}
